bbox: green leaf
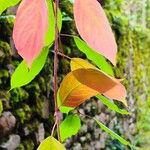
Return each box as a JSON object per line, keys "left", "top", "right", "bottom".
{"left": 0, "top": 0, "right": 20, "bottom": 15}
{"left": 57, "top": 90, "right": 74, "bottom": 114}
{"left": 11, "top": 47, "right": 49, "bottom": 89}
{"left": 44, "top": 0, "right": 62, "bottom": 46}
{"left": 0, "top": 100, "right": 3, "bottom": 115}
{"left": 60, "top": 115, "right": 81, "bottom": 142}
{"left": 96, "top": 95, "right": 129, "bottom": 115}
{"left": 74, "top": 36, "right": 114, "bottom": 76}
{"left": 95, "top": 119, "right": 132, "bottom": 147}
{"left": 37, "top": 136, "right": 66, "bottom": 150}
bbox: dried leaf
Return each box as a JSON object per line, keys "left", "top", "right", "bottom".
{"left": 71, "top": 58, "right": 127, "bottom": 105}
{"left": 58, "top": 72, "right": 98, "bottom": 107}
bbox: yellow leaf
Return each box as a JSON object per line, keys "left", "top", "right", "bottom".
{"left": 37, "top": 136, "right": 66, "bottom": 150}
{"left": 58, "top": 72, "right": 98, "bottom": 107}
{"left": 70, "top": 58, "right": 127, "bottom": 106}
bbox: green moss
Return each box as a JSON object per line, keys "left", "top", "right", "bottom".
{"left": 0, "top": 41, "right": 12, "bottom": 63}
{"left": 10, "top": 88, "right": 29, "bottom": 105}
{"left": 15, "top": 104, "right": 32, "bottom": 124}
{"left": 22, "top": 139, "right": 34, "bottom": 150}
{"left": 0, "top": 69, "right": 9, "bottom": 88}
{"left": 0, "top": 15, "right": 15, "bottom": 39}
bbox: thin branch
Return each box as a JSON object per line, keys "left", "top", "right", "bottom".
{"left": 51, "top": 119, "right": 57, "bottom": 136}
{"left": 53, "top": 0, "right": 61, "bottom": 141}
{"left": 57, "top": 52, "right": 72, "bottom": 60}
{"left": 51, "top": 50, "right": 72, "bottom": 60}
{"left": 60, "top": 33, "right": 76, "bottom": 38}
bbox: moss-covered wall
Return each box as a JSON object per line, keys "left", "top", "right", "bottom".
{"left": 105, "top": 0, "right": 150, "bottom": 149}
{"left": 0, "top": 14, "right": 56, "bottom": 149}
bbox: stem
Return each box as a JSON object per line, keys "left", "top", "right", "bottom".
{"left": 58, "top": 52, "right": 71, "bottom": 60}
{"left": 60, "top": 33, "right": 76, "bottom": 38}
{"left": 53, "top": 0, "right": 61, "bottom": 141}
{"left": 52, "top": 51, "right": 71, "bottom": 60}
{"left": 51, "top": 119, "right": 57, "bottom": 136}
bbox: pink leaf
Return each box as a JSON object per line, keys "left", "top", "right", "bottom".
{"left": 74, "top": 0, "right": 117, "bottom": 65}
{"left": 103, "top": 80, "right": 127, "bottom": 106}
{"left": 13, "top": 0, "right": 48, "bottom": 66}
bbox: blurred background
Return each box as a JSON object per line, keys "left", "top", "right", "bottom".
{"left": 0, "top": 0, "right": 150, "bottom": 149}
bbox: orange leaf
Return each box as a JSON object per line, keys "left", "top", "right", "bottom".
{"left": 71, "top": 58, "right": 127, "bottom": 106}
{"left": 74, "top": 0, "right": 117, "bottom": 65}
{"left": 58, "top": 72, "right": 98, "bottom": 107}
{"left": 103, "top": 84, "right": 127, "bottom": 106}
{"left": 13, "top": 0, "right": 48, "bottom": 66}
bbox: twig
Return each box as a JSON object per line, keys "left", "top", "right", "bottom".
{"left": 60, "top": 33, "right": 76, "bottom": 38}
{"left": 51, "top": 50, "right": 71, "bottom": 60}
{"left": 51, "top": 119, "right": 57, "bottom": 136}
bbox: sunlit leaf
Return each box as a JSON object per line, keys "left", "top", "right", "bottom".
{"left": 57, "top": 90, "right": 74, "bottom": 114}
{"left": 11, "top": 47, "right": 49, "bottom": 89}
{"left": 0, "top": 0, "right": 20, "bottom": 15}
{"left": 96, "top": 95, "right": 129, "bottom": 115}
{"left": 58, "top": 72, "right": 98, "bottom": 107}
{"left": 60, "top": 115, "right": 81, "bottom": 141}
{"left": 74, "top": 0, "right": 117, "bottom": 65}
{"left": 71, "top": 58, "right": 127, "bottom": 106}
{"left": 74, "top": 36, "right": 114, "bottom": 76}
{"left": 95, "top": 119, "right": 132, "bottom": 147}
{"left": 13, "top": 0, "right": 48, "bottom": 66}
{"left": 44, "top": 0, "right": 62, "bottom": 46}
{"left": 103, "top": 82, "right": 127, "bottom": 106}
{"left": 37, "top": 136, "right": 66, "bottom": 150}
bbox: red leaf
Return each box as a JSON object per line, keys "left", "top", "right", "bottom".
{"left": 103, "top": 82, "right": 127, "bottom": 106}
{"left": 13, "top": 0, "right": 48, "bottom": 66}
{"left": 71, "top": 58, "right": 127, "bottom": 106}
{"left": 74, "top": 0, "right": 117, "bottom": 65}
{"left": 59, "top": 72, "right": 98, "bottom": 107}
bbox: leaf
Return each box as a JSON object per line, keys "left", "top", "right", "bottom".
{"left": 96, "top": 95, "right": 129, "bottom": 115}
{"left": 58, "top": 72, "right": 98, "bottom": 107}
{"left": 0, "top": 0, "right": 20, "bottom": 15}
{"left": 71, "top": 58, "right": 127, "bottom": 106}
{"left": 74, "top": 36, "right": 114, "bottom": 76}
{"left": 44, "top": 0, "right": 62, "bottom": 46}
{"left": 0, "top": 100, "right": 3, "bottom": 115}
{"left": 11, "top": 47, "right": 49, "bottom": 89}
{"left": 58, "top": 71, "right": 98, "bottom": 108}
{"left": 103, "top": 82, "right": 127, "bottom": 106}
{"left": 60, "top": 115, "right": 81, "bottom": 141}
{"left": 95, "top": 119, "right": 132, "bottom": 147}
{"left": 74, "top": 0, "right": 117, "bottom": 65}
{"left": 57, "top": 90, "right": 74, "bottom": 114}
{"left": 13, "top": 0, "right": 48, "bottom": 66}
{"left": 37, "top": 136, "right": 66, "bottom": 150}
